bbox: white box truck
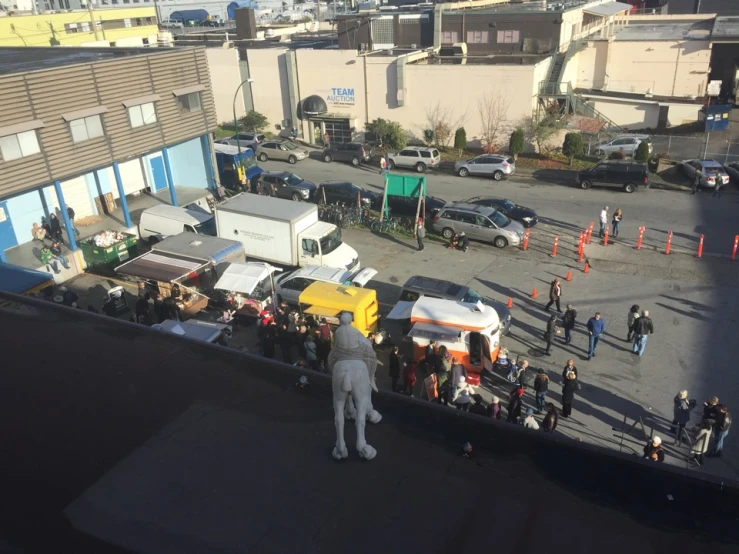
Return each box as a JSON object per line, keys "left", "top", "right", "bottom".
{"left": 214, "top": 194, "right": 360, "bottom": 271}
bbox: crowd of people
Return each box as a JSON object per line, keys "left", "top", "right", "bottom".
{"left": 31, "top": 206, "right": 80, "bottom": 275}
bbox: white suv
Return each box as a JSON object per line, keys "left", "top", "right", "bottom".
{"left": 388, "top": 147, "right": 440, "bottom": 173}
{"left": 159, "top": 19, "right": 184, "bottom": 29}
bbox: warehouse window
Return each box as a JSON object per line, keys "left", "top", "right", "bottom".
{"left": 177, "top": 92, "right": 202, "bottom": 113}
{"left": 128, "top": 102, "right": 157, "bottom": 128}
{"left": 69, "top": 114, "right": 104, "bottom": 143}
{"left": 497, "top": 30, "right": 521, "bottom": 44}
{"left": 0, "top": 130, "right": 41, "bottom": 162}
{"left": 466, "top": 31, "right": 489, "bottom": 44}
{"left": 441, "top": 31, "right": 459, "bottom": 44}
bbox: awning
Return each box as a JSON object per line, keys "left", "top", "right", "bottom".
{"left": 153, "top": 319, "right": 230, "bottom": 343}
{"left": 407, "top": 322, "right": 461, "bottom": 343}
{"left": 385, "top": 300, "right": 415, "bottom": 320}
{"left": 0, "top": 263, "right": 54, "bottom": 295}
{"left": 214, "top": 262, "right": 278, "bottom": 295}
{"left": 583, "top": 1, "right": 632, "bottom": 17}
{"left": 347, "top": 267, "right": 378, "bottom": 287}
{"left": 304, "top": 305, "right": 341, "bottom": 318}
{"left": 116, "top": 251, "right": 206, "bottom": 283}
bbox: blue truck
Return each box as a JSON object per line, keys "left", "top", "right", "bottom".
{"left": 214, "top": 143, "right": 264, "bottom": 193}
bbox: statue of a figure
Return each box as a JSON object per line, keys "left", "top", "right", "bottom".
{"left": 327, "top": 312, "right": 382, "bottom": 460}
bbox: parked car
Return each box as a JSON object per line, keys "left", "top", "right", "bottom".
{"left": 387, "top": 194, "right": 446, "bottom": 219}
{"left": 322, "top": 143, "right": 372, "bottom": 166}
{"left": 159, "top": 19, "right": 184, "bottom": 29}
{"left": 454, "top": 155, "right": 516, "bottom": 181}
{"left": 258, "top": 171, "right": 316, "bottom": 201}
{"left": 577, "top": 161, "right": 649, "bottom": 193}
{"left": 315, "top": 181, "right": 379, "bottom": 208}
{"left": 256, "top": 139, "right": 308, "bottom": 164}
{"left": 432, "top": 203, "right": 524, "bottom": 248}
{"left": 594, "top": 135, "right": 653, "bottom": 158}
{"left": 387, "top": 147, "right": 440, "bottom": 173}
{"left": 274, "top": 265, "right": 377, "bottom": 304}
{"left": 458, "top": 197, "right": 538, "bottom": 227}
{"left": 216, "top": 133, "right": 266, "bottom": 148}
{"left": 398, "top": 275, "right": 511, "bottom": 335}
{"left": 723, "top": 161, "right": 739, "bottom": 183}
{"left": 678, "top": 159, "right": 730, "bottom": 188}
{"left": 199, "top": 18, "right": 225, "bottom": 27}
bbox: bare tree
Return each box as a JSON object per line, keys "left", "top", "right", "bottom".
{"left": 477, "top": 90, "right": 511, "bottom": 152}
{"left": 524, "top": 115, "right": 559, "bottom": 155}
{"left": 425, "top": 101, "right": 468, "bottom": 148}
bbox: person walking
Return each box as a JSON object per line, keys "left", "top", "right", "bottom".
{"left": 543, "top": 314, "right": 559, "bottom": 356}
{"left": 562, "top": 304, "right": 576, "bottom": 345}
{"left": 542, "top": 403, "right": 558, "bottom": 433}
{"left": 379, "top": 155, "right": 388, "bottom": 175}
{"left": 626, "top": 304, "right": 640, "bottom": 342}
{"left": 713, "top": 178, "right": 723, "bottom": 198}
{"left": 586, "top": 312, "right": 605, "bottom": 360}
{"left": 599, "top": 206, "right": 609, "bottom": 238}
{"left": 416, "top": 219, "right": 426, "bottom": 251}
{"left": 672, "top": 390, "right": 694, "bottom": 446}
{"left": 561, "top": 370, "right": 578, "bottom": 418}
{"left": 611, "top": 208, "right": 623, "bottom": 238}
{"left": 506, "top": 387, "right": 524, "bottom": 424}
{"left": 642, "top": 436, "right": 665, "bottom": 462}
{"left": 389, "top": 346, "right": 402, "bottom": 392}
{"left": 545, "top": 278, "right": 562, "bottom": 312}
{"left": 533, "top": 369, "right": 549, "bottom": 413}
{"left": 691, "top": 172, "right": 700, "bottom": 194}
{"left": 707, "top": 405, "right": 732, "bottom": 457}
{"left": 690, "top": 421, "right": 712, "bottom": 466}
{"left": 67, "top": 205, "right": 80, "bottom": 237}
{"left": 562, "top": 359, "right": 578, "bottom": 381}
{"left": 631, "top": 309, "right": 654, "bottom": 356}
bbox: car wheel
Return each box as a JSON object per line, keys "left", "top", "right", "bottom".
{"left": 323, "top": 154, "right": 332, "bottom": 163}
{"left": 415, "top": 162, "right": 427, "bottom": 173}
{"left": 288, "top": 155, "right": 297, "bottom": 164}
{"left": 441, "top": 227, "right": 455, "bottom": 240}
{"left": 458, "top": 167, "right": 469, "bottom": 177}
{"left": 581, "top": 180, "right": 593, "bottom": 190}
{"left": 292, "top": 192, "right": 302, "bottom": 201}
{"left": 623, "top": 182, "right": 635, "bottom": 193}
{"left": 494, "top": 236, "right": 508, "bottom": 248}
{"left": 258, "top": 153, "right": 268, "bottom": 162}
{"left": 493, "top": 170, "right": 504, "bottom": 181}
{"left": 387, "top": 159, "right": 396, "bottom": 170}
{"left": 351, "top": 156, "right": 360, "bottom": 166}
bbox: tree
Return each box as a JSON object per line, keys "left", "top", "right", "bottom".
{"left": 365, "top": 118, "right": 408, "bottom": 151}
{"left": 634, "top": 140, "right": 650, "bottom": 162}
{"left": 508, "top": 128, "right": 525, "bottom": 160}
{"left": 426, "top": 101, "right": 468, "bottom": 148}
{"left": 454, "top": 128, "right": 467, "bottom": 156}
{"left": 434, "top": 121, "right": 452, "bottom": 147}
{"left": 562, "top": 132, "right": 584, "bottom": 166}
{"left": 478, "top": 89, "right": 511, "bottom": 153}
{"left": 239, "top": 110, "right": 268, "bottom": 133}
{"left": 524, "top": 116, "right": 558, "bottom": 155}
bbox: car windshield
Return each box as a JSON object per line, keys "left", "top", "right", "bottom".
{"left": 241, "top": 155, "right": 256, "bottom": 168}
{"left": 194, "top": 217, "right": 217, "bottom": 236}
{"left": 349, "top": 183, "right": 362, "bottom": 193}
{"left": 283, "top": 141, "right": 298, "bottom": 150}
{"left": 490, "top": 211, "right": 511, "bottom": 228}
{"left": 286, "top": 174, "right": 304, "bottom": 186}
{"left": 320, "top": 227, "right": 343, "bottom": 255}
{"left": 461, "top": 288, "right": 483, "bottom": 303}
{"left": 276, "top": 269, "right": 297, "bottom": 286}
{"left": 502, "top": 200, "right": 516, "bottom": 211}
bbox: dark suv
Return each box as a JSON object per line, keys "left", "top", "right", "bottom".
{"left": 577, "top": 161, "right": 649, "bottom": 193}
{"left": 322, "top": 143, "right": 372, "bottom": 167}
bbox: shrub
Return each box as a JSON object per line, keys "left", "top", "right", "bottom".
{"left": 453, "top": 127, "right": 467, "bottom": 155}
{"left": 609, "top": 151, "right": 626, "bottom": 160}
{"left": 423, "top": 129, "right": 434, "bottom": 146}
{"left": 366, "top": 118, "right": 408, "bottom": 151}
{"left": 238, "top": 110, "right": 268, "bottom": 132}
{"left": 562, "top": 132, "right": 584, "bottom": 166}
{"left": 634, "top": 141, "right": 650, "bottom": 163}
{"left": 509, "top": 128, "right": 525, "bottom": 160}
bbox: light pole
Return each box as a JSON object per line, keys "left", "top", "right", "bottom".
{"left": 232, "top": 78, "right": 255, "bottom": 155}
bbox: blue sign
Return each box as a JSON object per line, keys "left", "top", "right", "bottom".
{"left": 326, "top": 87, "right": 355, "bottom": 106}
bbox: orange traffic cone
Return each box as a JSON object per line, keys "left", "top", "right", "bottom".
{"left": 507, "top": 297, "right": 513, "bottom": 308}
{"left": 531, "top": 287, "right": 538, "bottom": 299}
{"left": 565, "top": 270, "right": 572, "bottom": 282}
{"left": 583, "top": 262, "right": 590, "bottom": 274}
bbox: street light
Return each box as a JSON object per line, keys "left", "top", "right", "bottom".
{"left": 232, "top": 78, "right": 255, "bottom": 156}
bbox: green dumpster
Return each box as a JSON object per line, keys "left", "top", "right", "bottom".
{"left": 79, "top": 231, "right": 139, "bottom": 267}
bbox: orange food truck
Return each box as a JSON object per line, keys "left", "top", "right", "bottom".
{"left": 388, "top": 297, "right": 501, "bottom": 385}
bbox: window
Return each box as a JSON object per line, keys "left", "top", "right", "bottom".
{"left": 466, "top": 30, "right": 489, "bottom": 44}
{"left": 177, "top": 92, "right": 202, "bottom": 113}
{"left": 497, "top": 30, "right": 520, "bottom": 44}
{"left": 399, "top": 150, "right": 418, "bottom": 157}
{"left": 128, "top": 102, "right": 157, "bottom": 128}
{"left": 441, "top": 31, "right": 459, "bottom": 44}
{"left": 440, "top": 209, "right": 457, "bottom": 220}
{"left": 0, "top": 130, "right": 41, "bottom": 161}
{"left": 69, "top": 114, "right": 104, "bottom": 143}
{"left": 490, "top": 211, "right": 511, "bottom": 228}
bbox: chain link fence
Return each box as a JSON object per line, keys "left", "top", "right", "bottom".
{"left": 582, "top": 133, "right": 739, "bottom": 164}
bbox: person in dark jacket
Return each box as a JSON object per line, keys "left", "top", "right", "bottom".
{"left": 545, "top": 278, "right": 562, "bottom": 312}
{"left": 561, "top": 370, "right": 578, "bottom": 418}
{"left": 626, "top": 304, "right": 640, "bottom": 342}
{"left": 707, "top": 405, "right": 732, "bottom": 457}
{"left": 562, "top": 304, "right": 576, "bottom": 345}
{"left": 631, "top": 310, "right": 654, "bottom": 356}
{"left": 67, "top": 205, "right": 80, "bottom": 237}
{"left": 586, "top": 312, "right": 605, "bottom": 360}
{"left": 469, "top": 394, "right": 487, "bottom": 416}
{"left": 262, "top": 322, "right": 277, "bottom": 359}
{"left": 562, "top": 359, "right": 577, "bottom": 381}
{"left": 542, "top": 403, "right": 558, "bottom": 433}
{"left": 436, "top": 361, "right": 451, "bottom": 405}
{"left": 672, "top": 390, "right": 694, "bottom": 446}
{"left": 278, "top": 323, "right": 293, "bottom": 363}
{"left": 506, "top": 387, "right": 524, "bottom": 424}
{"left": 487, "top": 395, "right": 502, "bottom": 420}
{"left": 135, "top": 293, "right": 149, "bottom": 324}
{"left": 533, "top": 369, "right": 549, "bottom": 413}
{"left": 153, "top": 294, "right": 168, "bottom": 323}
{"left": 389, "top": 346, "right": 402, "bottom": 392}
{"left": 544, "top": 314, "right": 559, "bottom": 356}
{"left": 48, "top": 213, "right": 63, "bottom": 243}
{"left": 643, "top": 436, "right": 665, "bottom": 462}
{"left": 702, "top": 396, "right": 720, "bottom": 423}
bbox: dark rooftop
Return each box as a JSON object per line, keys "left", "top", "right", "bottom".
{"left": 457, "top": 0, "right": 590, "bottom": 15}
{"left": 0, "top": 46, "right": 172, "bottom": 76}
{"left": 575, "top": 87, "right": 706, "bottom": 104}
{"left": 1, "top": 292, "right": 738, "bottom": 553}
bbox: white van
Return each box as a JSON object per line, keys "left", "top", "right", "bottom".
{"left": 138, "top": 205, "right": 217, "bottom": 242}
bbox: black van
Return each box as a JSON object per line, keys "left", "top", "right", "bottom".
{"left": 576, "top": 161, "right": 649, "bottom": 193}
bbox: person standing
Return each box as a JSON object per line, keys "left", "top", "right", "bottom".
{"left": 642, "top": 436, "right": 665, "bottom": 462}
{"left": 290, "top": 126, "right": 297, "bottom": 140}
{"left": 379, "top": 155, "right": 388, "bottom": 175}
{"left": 672, "top": 390, "right": 694, "bottom": 446}
{"left": 487, "top": 396, "right": 502, "bottom": 420}
{"left": 278, "top": 322, "right": 293, "bottom": 363}
{"left": 562, "top": 304, "right": 576, "bottom": 345}
{"left": 707, "top": 405, "right": 732, "bottom": 457}
{"left": 690, "top": 421, "right": 712, "bottom": 466}
{"left": 713, "top": 178, "right": 723, "bottom": 198}
{"left": 545, "top": 278, "right": 562, "bottom": 312}
{"left": 691, "top": 172, "right": 700, "bottom": 194}
{"left": 304, "top": 334, "right": 318, "bottom": 371}
{"left": 450, "top": 357, "right": 467, "bottom": 400}
{"left": 544, "top": 314, "right": 559, "bottom": 356}
{"left": 533, "top": 369, "right": 549, "bottom": 413}
{"left": 67, "top": 205, "right": 80, "bottom": 237}
{"left": 523, "top": 408, "right": 540, "bottom": 430}
{"left": 436, "top": 361, "right": 451, "bottom": 405}
{"left": 599, "top": 206, "right": 609, "bottom": 238}
{"left": 561, "top": 370, "right": 578, "bottom": 418}
{"left": 631, "top": 309, "right": 654, "bottom": 357}
{"left": 389, "top": 346, "right": 402, "bottom": 392}
{"left": 611, "top": 208, "right": 622, "bottom": 238}
{"left": 323, "top": 131, "right": 330, "bottom": 147}
{"left": 452, "top": 377, "right": 473, "bottom": 411}
{"left": 403, "top": 359, "right": 418, "bottom": 397}
{"left": 626, "top": 304, "right": 640, "bottom": 342}
{"left": 506, "top": 387, "right": 524, "bottom": 424}
{"left": 542, "top": 403, "right": 558, "bottom": 433}
{"left": 562, "top": 359, "right": 578, "bottom": 381}
{"left": 49, "top": 213, "right": 63, "bottom": 243}
{"left": 586, "top": 312, "right": 605, "bottom": 360}
{"left": 702, "top": 396, "right": 720, "bottom": 423}
{"left": 262, "top": 322, "right": 277, "bottom": 359}
{"left": 416, "top": 219, "right": 426, "bottom": 252}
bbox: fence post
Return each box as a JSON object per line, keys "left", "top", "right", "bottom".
{"left": 726, "top": 140, "right": 731, "bottom": 164}
{"left": 667, "top": 135, "right": 672, "bottom": 158}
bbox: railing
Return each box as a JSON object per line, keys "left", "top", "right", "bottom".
{"left": 537, "top": 81, "right": 624, "bottom": 135}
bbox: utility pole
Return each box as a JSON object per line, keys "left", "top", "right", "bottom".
{"left": 88, "top": 2, "right": 100, "bottom": 40}
{"left": 100, "top": 16, "right": 107, "bottom": 40}
{"left": 48, "top": 22, "right": 60, "bottom": 46}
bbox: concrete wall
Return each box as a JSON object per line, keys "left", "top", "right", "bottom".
{"left": 168, "top": 137, "right": 208, "bottom": 189}
{"left": 589, "top": 99, "right": 660, "bottom": 130}
{"left": 207, "top": 47, "right": 246, "bottom": 124}
{"left": 248, "top": 48, "right": 293, "bottom": 131}
{"left": 666, "top": 103, "right": 702, "bottom": 127}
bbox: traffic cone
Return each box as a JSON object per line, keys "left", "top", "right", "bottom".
{"left": 565, "top": 270, "right": 572, "bottom": 282}
{"left": 583, "top": 262, "right": 590, "bottom": 274}
{"left": 531, "top": 287, "right": 538, "bottom": 299}
{"left": 507, "top": 297, "right": 513, "bottom": 308}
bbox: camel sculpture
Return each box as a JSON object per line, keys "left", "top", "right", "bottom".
{"left": 327, "top": 313, "right": 382, "bottom": 461}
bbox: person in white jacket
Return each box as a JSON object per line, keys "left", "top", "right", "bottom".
{"left": 452, "top": 376, "right": 473, "bottom": 412}
{"left": 690, "top": 420, "right": 712, "bottom": 466}
{"left": 523, "top": 408, "right": 540, "bottom": 430}
{"left": 599, "top": 206, "right": 609, "bottom": 238}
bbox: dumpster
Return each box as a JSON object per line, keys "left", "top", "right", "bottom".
{"left": 79, "top": 231, "right": 138, "bottom": 267}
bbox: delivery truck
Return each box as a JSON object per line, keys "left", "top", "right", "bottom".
{"left": 214, "top": 193, "right": 360, "bottom": 271}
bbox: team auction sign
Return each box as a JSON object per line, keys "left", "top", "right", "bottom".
{"left": 325, "top": 87, "right": 355, "bottom": 107}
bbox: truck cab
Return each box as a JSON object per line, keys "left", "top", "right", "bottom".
{"left": 214, "top": 143, "right": 264, "bottom": 192}
{"left": 298, "top": 222, "right": 359, "bottom": 272}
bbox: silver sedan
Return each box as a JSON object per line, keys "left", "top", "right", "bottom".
{"left": 679, "top": 159, "right": 730, "bottom": 188}
{"left": 454, "top": 155, "right": 516, "bottom": 181}
{"left": 256, "top": 140, "right": 309, "bottom": 164}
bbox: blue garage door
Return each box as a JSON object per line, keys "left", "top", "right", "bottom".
{"left": 150, "top": 156, "right": 168, "bottom": 192}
